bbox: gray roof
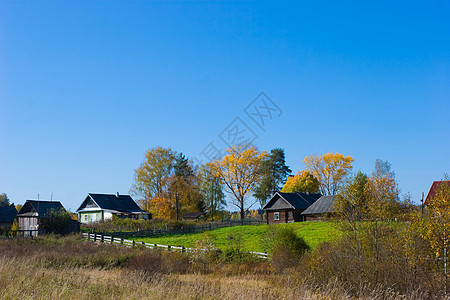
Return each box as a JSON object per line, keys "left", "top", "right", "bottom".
{"left": 0, "top": 205, "right": 18, "bottom": 223}
{"left": 77, "top": 193, "right": 145, "bottom": 214}
{"left": 17, "top": 200, "right": 65, "bottom": 218}
{"left": 263, "top": 192, "right": 322, "bottom": 210}
{"left": 301, "top": 195, "right": 336, "bottom": 215}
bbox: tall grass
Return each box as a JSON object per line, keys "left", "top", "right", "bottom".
{"left": 0, "top": 233, "right": 438, "bottom": 299}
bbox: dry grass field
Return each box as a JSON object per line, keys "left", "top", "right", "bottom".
{"left": 0, "top": 234, "right": 441, "bottom": 300}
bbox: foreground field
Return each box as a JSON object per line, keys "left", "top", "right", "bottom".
{"left": 129, "top": 221, "right": 339, "bottom": 252}
{"left": 0, "top": 235, "right": 418, "bottom": 300}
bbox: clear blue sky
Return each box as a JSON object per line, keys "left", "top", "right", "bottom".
{"left": 1, "top": 1, "right": 449, "bottom": 211}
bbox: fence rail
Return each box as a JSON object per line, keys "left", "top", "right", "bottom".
{"left": 82, "top": 232, "right": 268, "bottom": 259}
{"left": 84, "top": 220, "right": 265, "bottom": 239}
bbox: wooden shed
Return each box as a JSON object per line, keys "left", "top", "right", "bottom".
{"left": 16, "top": 200, "right": 65, "bottom": 236}
{"left": 263, "top": 192, "right": 322, "bottom": 224}
{"left": 301, "top": 195, "right": 336, "bottom": 221}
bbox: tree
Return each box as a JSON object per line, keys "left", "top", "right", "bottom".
{"left": 253, "top": 148, "right": 291, "bottom": 208}
{"left": 130, "top": 147, "right": 176, "bottom": 214}
{"left": 198, "top": 163, "right": 226, "bottom": 221}
{"left": 168, "top": 154, "right": 203, "bottom": 220}
{"left": 281, "top": 171, "right": 320, "bottom": 194}
{"left": 303, "top": 152, "right": 354, "bottom": 195}
{"left": 0, "top": 193, "right": 10, "bottom": 207}
{"left": 212, "top": 145, "right": 267, "bottom": 220}
{"left": 39, "top": 209, "right": 73, "bottom": 235}
{"left": 412, "top": 182, "right": 450, "bottom": 293}
{"left": 365, "top": 159, "right": 400, "bottom": 221}
{"left": 334, "top": 171, "right": 368, "bottom": 222}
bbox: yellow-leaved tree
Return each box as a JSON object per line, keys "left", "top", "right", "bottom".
{"left": 281, "top": 170, "right": 320, "bottom": 193}
{"left": 413, "top": 182, "right": 450, "bottom": 292}
{"left": 303, "top": 152, "right": 354, "bottom": 195}
{"left": 212, "top": 144, "right": 267, "bottom": 220}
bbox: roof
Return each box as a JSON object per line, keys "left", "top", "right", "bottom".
{"left": 424, "top": 181, "right": 450, "bottom": 205}
{"left": 301, "top": 195, "right": 336, "bottom": 215}
{"left": 0, "top": 205, "right": 18, "bottom": 223}
{"left": 182, "top": 212, "right": 206, "bottom": 219}
{"left": 263, "top": 192, "right": 322, "bottom": 210}
{"left": 17, "top": 200, "right": 65, "bottom": 218}
{"left": 77, "top": 193, "right": 145, "bottom": 214}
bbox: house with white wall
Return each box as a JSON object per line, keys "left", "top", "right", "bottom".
{"left": 77, "top": 193, "right": 150, "bottom": 224}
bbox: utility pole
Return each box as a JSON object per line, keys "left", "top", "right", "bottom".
{"left": 175, "top": 191, "right": 179, "bottom": 221}
{"left": 421, "top": 192, "right": 424, "bottom": 215}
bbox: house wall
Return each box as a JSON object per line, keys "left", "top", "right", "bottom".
{"left": 18, "top": 216, "right": 39, "bottom": 236}
{"left": 78, "top": 211, "right": 103, "bottom": 224}
{"left": 266, "top": 209, "right": 305, "bottom": 224}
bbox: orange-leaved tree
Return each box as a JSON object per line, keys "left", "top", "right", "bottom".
{"left": 212, "top": 144, "right": 267, "bottom": 220}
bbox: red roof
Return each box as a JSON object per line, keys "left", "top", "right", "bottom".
{"left": 424, "top": 181, "right": 450, "bottom": 205}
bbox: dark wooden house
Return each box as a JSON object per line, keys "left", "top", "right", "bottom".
{"left": 77, "top": 193, "right": 151, "bottom": 224}
{"left": 424, "top": 181, "right": 450, "bottom": 206}
{"left": 0, "top": 205, "right": 18, "bottom": 231}
{"left": 263, "top": 192, "right": 322, "bottom": 224}
{"left": 16, "top": 200, "right": 65, "bottom": 236}
{"left": 301, "top": 195, "right": 336, "bottom": 221}
{"left": 182, "top": 212, "right": 207, "bottom": 221}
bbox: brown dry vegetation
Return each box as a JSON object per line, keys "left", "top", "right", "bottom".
{"left": 0, "top": 234, "right": 446, "bottom": 300}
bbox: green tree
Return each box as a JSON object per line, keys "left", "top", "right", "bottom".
{"left": 198, "top": 163, "right": 226, "bottom": 220}
{"left": 281, "top": 171, "right": 320, "bottom": 194}
{"left": 130, "top": 147, "right": 176, "bottom": 213}
{"left": 168, "top": 153, "right": 203, "bottom": 220}
{"left": 39, "top": 209, "right": 73, "bottom": 235}
{"left": 0, "top": 193, "right": 10, "bottom": 207}
{"left": 334, "top": 171, "right": 368, "bottom": 222}
{"left": 253, "top": 148, "right": 291, "bottom": 208}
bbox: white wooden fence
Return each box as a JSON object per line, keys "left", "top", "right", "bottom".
{"left": 82, "top": 232, "right": 268, "bottom": 259}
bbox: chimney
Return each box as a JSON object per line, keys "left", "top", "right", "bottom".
{"left": 116, "top": 192, "right": 119, "bottom": 198}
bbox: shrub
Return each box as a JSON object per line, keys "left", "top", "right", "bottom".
{"left": 265, "top": 226, "right": 309, "bottom": 273}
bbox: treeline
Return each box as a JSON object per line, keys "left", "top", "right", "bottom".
{"left": 131, "top": 144, "right": 415, "bottom": 221}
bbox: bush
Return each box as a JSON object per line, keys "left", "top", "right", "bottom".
{"left": 265, "top": 226, "right": 309, "bottom": 273}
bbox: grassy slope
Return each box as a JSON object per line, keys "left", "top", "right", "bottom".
{"left": 130, "top": 222, "right": 340, "bottom": 252}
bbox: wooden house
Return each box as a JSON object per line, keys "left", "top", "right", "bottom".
{"left": 424, "top": 181, "right": 450, "bottom": 206}
{"left": 182, "top": 211, "right": 207, "bottom": 221}
{"left": 301, "top": 195, "right": 336, "bottom": 221}
{"left": 16, "top": 200, "right": 65, "bottom": 236}
{"left": 263, "top": 192, "right": 322, "bottom": 224}
{"left": 77, "top": 193, "right": 151, "bottom": 224}
{"left": 0, "top": 205, "right": 18, "bottom": 231}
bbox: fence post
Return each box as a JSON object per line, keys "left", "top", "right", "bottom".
{"left": 142, "top": 241, "right": 145, "bottom": 246}
{"left": 168, "top": 245, "right": 171, "bottom": 251}
{"left": 121, "top": 237, "right": 124, "bottom": 244}
{"left": 154, "top": 243, "right": 157, "bottom": 249}
{"left": 132, "top": 240, "right": 135, "bottom": 248}
{"left": 94, "top": 232, "right": 97, "bottom": 242}
{"left": 111, "top": 234, "right": 114, "bottom": 244}
{"left": 101, "top": 233, "right": 104, "bottom": 243}
{"left": 88, "top": 232, "right": 90, "bottom": 240}
{"left": 182, "top": 246, "right": 185, "bottom": 253}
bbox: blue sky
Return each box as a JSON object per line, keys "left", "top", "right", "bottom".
{"left": 1, "top": 1, "right": 449, "bottom": 211}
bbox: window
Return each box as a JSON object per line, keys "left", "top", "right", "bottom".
{"left": 274, "top": 212, "right": 280, "bottom": 221}
{"left": 84, "top": 215, "right": 88, "bottom": 222}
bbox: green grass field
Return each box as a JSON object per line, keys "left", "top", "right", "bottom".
{"left": 130, "top": 222, "right": 340, "bottom": 252}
